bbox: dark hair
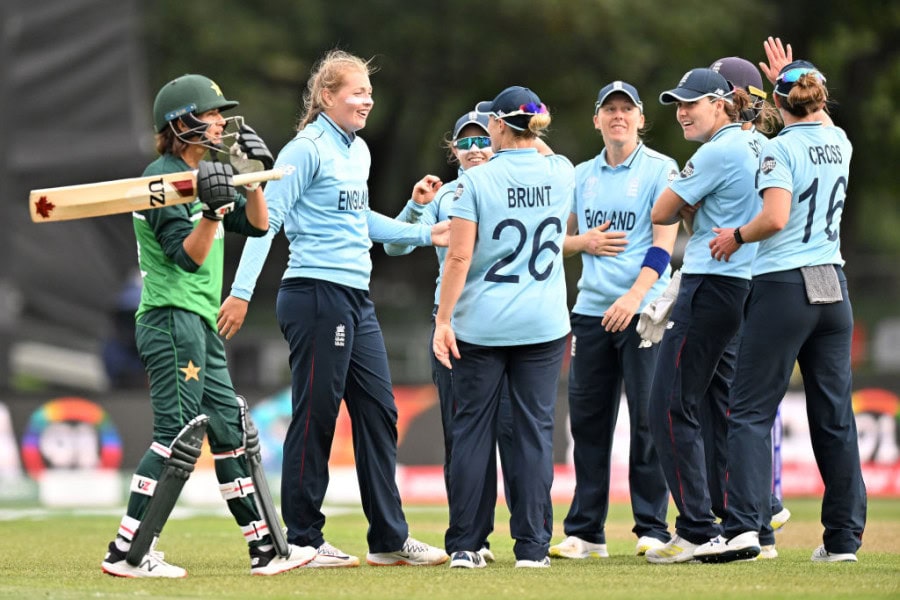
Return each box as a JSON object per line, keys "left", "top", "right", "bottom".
{"left": 154, "top": 124, "right": 190, "bottom": 156}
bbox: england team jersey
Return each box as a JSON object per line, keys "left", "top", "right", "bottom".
{"left": 449, "top": 148, "right": 573, "bottom": 346}
{"left": 231, "top": 113, "right": 431, "bottom": 299}
{"left": 753, "top": 122, "right": 852, "bottom": 275}
{"left": 670, "top": 123, "right": 761, "bottom": 279}
{"left": 572, "top": 143, "right": 679, "bottom": 316}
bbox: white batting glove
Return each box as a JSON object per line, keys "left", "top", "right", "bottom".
{"left": 636, "top": 270, "right": 682, "bottom": 345}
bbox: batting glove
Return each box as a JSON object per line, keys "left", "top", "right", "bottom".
{"left": 197, "top": 160, "right": 235, "bottom": 221}
{"left": 636, "top": 270, "right": 682, "bottom": 345}
{"left": 229, "top": 124, "right": 274, "bottom": 190}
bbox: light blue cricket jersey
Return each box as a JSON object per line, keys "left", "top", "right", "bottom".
{"left": 231, "top": 113, "right": 431, "bottom": 299}
{"left": 670, "top": 123, "right": 761, "bottom": 279}
{"left": 449, "top": 148, "right": 573, "bottom": 346}
{"left": 753, "top": 122, "right": 852, "bottom": 275}
{"left": 384, "top": 171, "right": 459, "bottom": 305}
{"left": 572, "top": 143, "right": 679, "bottom": 316}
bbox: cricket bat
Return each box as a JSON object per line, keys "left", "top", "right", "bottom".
{"left": 29, "top": 166, "right": 290, "bottom": 223}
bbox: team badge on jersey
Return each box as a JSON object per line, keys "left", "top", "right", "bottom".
{"left": 667, "top": 168, "right": 679, "bottom": 183}
{"left": 453, "top": 183, "right": 464, "bottom": 201}
{"left": 761, "top": 156, "right": 777, "bottom": 174}
{"left": 679, "top": 161, "right": 695, "bottom": 178}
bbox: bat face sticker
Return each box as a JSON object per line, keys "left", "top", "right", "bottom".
{"left": 34, "top": 196, "right": 55, "bottom": 219}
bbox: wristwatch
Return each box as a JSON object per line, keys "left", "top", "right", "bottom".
{"left": 734, "top": 227, "right": 745, "bottom": 245}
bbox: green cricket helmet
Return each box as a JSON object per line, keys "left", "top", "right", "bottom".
{"left": 152, "top": 74, "right": 239, "bottom": 132}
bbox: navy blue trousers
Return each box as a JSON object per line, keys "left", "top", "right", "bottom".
{"left": 276, "top": 278, "right": 408, "bottom": 552}
{"left": 699, "top": 333, "right": 778, "bottom": 545}
{"left": 431, "top": 307, "right": 514, "bottom": 550}
{"left": 649, "top": 274, "right": 749, "bottom": 544}
{"left": 445, "top": 337, "right": 566, "bottom": 561}
{"left": 562, "top": 314, "right": 670, "bottom": 544}
{"left": 723, "top": 268, "right": 866, "bottom": 553}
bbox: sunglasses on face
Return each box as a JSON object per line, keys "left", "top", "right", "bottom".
{"left": 453, "top": 136, "right": 491, "bottom": 151}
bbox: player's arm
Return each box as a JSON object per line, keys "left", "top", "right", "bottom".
{"left": 602, "top": 222, "right": 678, "bottom": 332}
{"left": 709, "top": 187, "right": 791, "bottom": 262}
{"left": 433, "top": 216, "right": 475, "bottom": 369}
{"left": 219, "top": 143, "right": 313, "bottom": 339}
{"left": 651, "top": 187, "right": 689, "bottom": 225}
{"left": 180, "top": 161, "right": 237, "bottom": 266}
{"left": 384, "top": 175, "right": 443, "bottom": 256}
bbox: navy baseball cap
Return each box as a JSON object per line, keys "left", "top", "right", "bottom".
{"left": 659, "top": 68, "right": 733, "bottom": 105}
{"left": 476, "top": 86, "right": 546, "bottom": 130}
{"left": 774, "top": 60, "right": 825, "bottom": 97}
{"left": 595, "top": 80, "right": 643, "bottom": 113}
{"left": 452, "top": 109, "right": 489, "bottom": 139}
{"left": 710, "top": 57, "right": 766, "bottom": 99}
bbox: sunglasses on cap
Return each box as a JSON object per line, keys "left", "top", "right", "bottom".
{"left": 777, "top": 67, "right": 826, "bottom": 85}
{"left": 453, "top": 136, "right": 491, "bottom": 151}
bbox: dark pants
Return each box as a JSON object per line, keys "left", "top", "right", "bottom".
{"left": 699, "top": 333, "right": 778, "bottom": 545}
{"left": 445, "top": 337, "right": 566, "bottom": 561}
{"left": 723, "top": 268, "right": 866, "bottom": 553}
{"left": 431, "top": 307, "right": 514, "bottom": 550}
{"left": 649, "top": 274, "right": 749, "bottom": 544}
{"left": 129, "top": 307, "right": 259, "bottom": 536}
{"left": 562, "top": 314, "right": 670, "bottom": 544}
{"left": 276, "top": 278, "right": 408, "bottom": 553}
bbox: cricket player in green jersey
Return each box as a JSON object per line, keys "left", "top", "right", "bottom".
{"left": 101, "top": 74, "right": 316, "bottom": 578}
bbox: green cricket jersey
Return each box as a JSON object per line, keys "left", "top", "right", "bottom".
{"left": 133, "top": 154, "right": 267, "bottom": 331}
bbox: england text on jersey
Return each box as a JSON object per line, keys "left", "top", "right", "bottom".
{"left": 338, "top": 189, "right": 369, "bottom": 210}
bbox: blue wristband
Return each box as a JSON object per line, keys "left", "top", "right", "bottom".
{"left": 641, "top": 246, "right": 671, "bottom": 276}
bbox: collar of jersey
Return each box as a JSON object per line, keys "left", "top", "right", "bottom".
{"left": 599, "top": 142, "right": 643, "bottom": 170}
{"left": 778, "top": 121, "right": 824, "bottom": 137}
{"left": 708, "top": 122, "right": 742, "bottom": 143}
{"left": 318, "top": 113, "right": 356, "bottom": 147}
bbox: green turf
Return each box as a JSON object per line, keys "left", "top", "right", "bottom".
{"left": 1, "top": 499, "right": 898, "bottom": 599}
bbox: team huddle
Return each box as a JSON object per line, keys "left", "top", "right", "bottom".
{"left": 100, "top": 36, "right": 866, "bottom": 577}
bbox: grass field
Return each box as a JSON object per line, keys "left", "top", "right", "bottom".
{"left": 1, "top": 498, "right": 898, "bottom": 599}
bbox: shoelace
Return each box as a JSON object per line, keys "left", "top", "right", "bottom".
{"left": 403, "top": 538, "right": 429, "bottom": 553}
{"left": 318, "top": 542, "right": 344, "bottom": 556}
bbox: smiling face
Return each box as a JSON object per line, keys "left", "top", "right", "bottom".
{"left": 453, "top": 124, "right": 493, "bottom": 170}
{"left": 675, "top": 97, "right": 726, "bottom": 142}
{"left": 593, "top": 94, "right": 644, "bottom": 151}
{"left": 323, "top": 68, "right": 373, "bottom": 134}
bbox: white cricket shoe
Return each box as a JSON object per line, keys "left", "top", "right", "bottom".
{"left": 771, "top": 507, "right": 792, "bottom": 531}
{"left": 758, "top": 544, "right": 778, "bottom": 559}
{"left": 694, "top": 532, "right": 761, "bottom": 563}
{"left": 548, "top": 535, "right": 608, "bottom": 559}
{"left": 302, "top": 541, "right": 360, "bottom": 568}
{"left": 515, "top": 556, "right": 551, "bottom": 568}
{"left": 811, "top": 545, "right": 858, "bottom": 563}
{"left": 645, "top": 534, "right": 699, "bottom": 564}
{"left": 101, "top": 541, "right": 187, "bottom": 578}
{"left": 366, "top": 536, "right": 449, "bottom": 566}
{"left": 450, "top": 550, "right": 486, "bottom": 569}
{"left": 250, "top": 543, "right": 317, "bottom": 575}
{"left": 636, "top": 536, "right": 667, "bottom": 556}
{"left": 478, "top": 546, "right": 496, "bottom": 562}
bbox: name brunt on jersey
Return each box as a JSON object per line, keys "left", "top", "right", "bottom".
{"left": 508, "top": 185, "right": 552, "bottom": 208}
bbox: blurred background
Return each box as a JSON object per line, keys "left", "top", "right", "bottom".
{"left": 1, "top": 0, "right": 898, "bottom": 504}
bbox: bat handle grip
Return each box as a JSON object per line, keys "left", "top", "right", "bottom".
{"left": 232, "top": 167, "right": 290, "bottom": 188}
